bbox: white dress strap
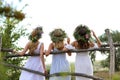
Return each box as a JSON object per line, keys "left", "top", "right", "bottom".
{"left": 37, "top": 42, "right": 43, "bottom": 50}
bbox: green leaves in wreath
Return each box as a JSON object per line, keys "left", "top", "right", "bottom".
{"left": 50, "top": 29, "right": 67, "bottom": 42}
{"left": 73, "top": 24, "right": 91, "bottom": 42}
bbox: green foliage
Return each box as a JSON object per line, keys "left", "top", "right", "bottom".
{"left": 0, "top": 54, "right": 8, "bottom": 80}
{"left": 111, "top": 30, "right": 120, "bottom": 43}
{"left": 100, "top": 58, "right": 109, "bottom": 68}
{"left": 99, "top": 30, "right": 120, "bottom": 71}
{"left": 0, "top": 0, "right": 28, "bottom": 80}
{"left": 99, "top": 33, "right": 108, "bottom": 42}
{"left": 50, "top": 28, "right": 67, "bottom": 42}
{"left": 0, "top": 0, "right": 25, "bottom": 20}
{"left": 89, "top": 51, "right": 96, "bottom": 64}
{"left": 73, "top": 24, "right": 91, "bottom": 41}
{"left": 115, "top": 48, "right": 120, "bottom": 71}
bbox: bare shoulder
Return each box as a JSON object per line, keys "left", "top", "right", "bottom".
{"left": 50, "top": 42, "right": 54, "bottom": 46}
{"left": 89, "top": 42, "right": 94, "bottom": 47}
{"left": 49, "top": 42, "right": 54, "bottom": 49}
{"left": 25, "top": 41, "right": 31, "bottom": 47}
{"left": 71, "top": 41, "right": 78, "bottom": 47}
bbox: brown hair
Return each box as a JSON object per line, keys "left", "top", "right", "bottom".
{"left": 73, "top": 25, "right": 91, "bottom": 49}
{"left": 77, "top": 40, "right": 90, "bottom": 49}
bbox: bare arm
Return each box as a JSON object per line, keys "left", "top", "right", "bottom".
{"left": 63, "top": 47, "right": 71, "bottom": 56}
{"left": 91, "top": 30, "right": 102, "bottom": 47}
{"left": 40, "top": 43, "right": 46, "bottom": 73}
{"left": 63, "top": 41, "right": 77, "bottom": 56}
{"left": 66, "top": 37, "right": 71, "bottom": 56}
{"left": 45, "top": 43, "right": 54, "bottom": 56}
{"left": 15, "top": 42, "right": 29, "bottom": 55}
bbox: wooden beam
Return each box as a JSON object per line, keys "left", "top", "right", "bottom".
{"left": 1, "top": 62, "right": 103, "bottom": 80}
{"left": 105, "top": 29, "right": 115, "bottom": 79}
{"left": 1, "top": 62, "right": 45, "bottom": 76}
{"left": 4, "top": 47, "right": 110, "bottom": 58}
{"left": 1, "top": 48, "right": 13, "bottom": 52}
{"left": 101, "top": 43, "right": 120, "bottom": 47}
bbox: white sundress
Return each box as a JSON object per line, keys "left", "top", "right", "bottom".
{"left": 75, "top": 52, "right": 93, "bottom": 80}
{"left": 49, "top": 48, "right": 71, "bottom": 80}
{"left": 66, "top": 43, "right": 98, "bottom": 80}
{"left": 19, "top": 42, "right": 45, "bottom": 80}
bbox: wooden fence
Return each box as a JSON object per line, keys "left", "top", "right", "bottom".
{"left": 0, "top": 29, "right": 118, "bottom": 80}
{"left": 1, "top": 48, "right": 105, "bottom": 80}
{"left": 0, "top": 62, "right": 103, "bottom": 80}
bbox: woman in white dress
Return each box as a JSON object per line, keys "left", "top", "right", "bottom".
{"left": 67, "top": 25, "right": 101, "bottom": 80}
{"left": 45, "top": 28, "right": 71, "bottom": 80}
{"left": 14, "top": 27, "right": 46, "bottom": 80}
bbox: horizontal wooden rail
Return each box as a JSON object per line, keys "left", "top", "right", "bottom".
{"left": 1, "top": 62, "right": 45, "bottom": 76}
{"left": 1, "top": 62, "right": 104, "bottom": 80}
{"left": 1, "top": 43, "right": 120, "bottom": 52}
{"left": 50, "top": 72, "right": 103, "bottom": 80}
{"left": 1, "top": 48, "right": 13, "bottom": 52}
{"left": 4, "top": 48, "right": 110, "bottom": 58}
{"left": 101, "top": 43, "right": 120, "bottom": 47}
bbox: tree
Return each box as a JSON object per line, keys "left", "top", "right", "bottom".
{"left": 0, "top": 0, "right": 28, "bottom": 79}
{"left": 99, "top": 30, "right": 120, "bottom": 71}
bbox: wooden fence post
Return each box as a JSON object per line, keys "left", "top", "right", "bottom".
{"left": 105, "top": 29, "right": 115, "bottom": 79}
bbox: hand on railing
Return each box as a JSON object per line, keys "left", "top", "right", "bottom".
{"left": 12, "top": 49, "right": 18, "bottom": 54}
{"left": 12, "top": 50, "right": 23, "bottom": 56}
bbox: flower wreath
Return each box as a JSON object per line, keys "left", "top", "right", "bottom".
{"left": 73, "top": 24, "right": 91, "bottom": 42}
{"left": 29, "top": 27, "right": 43, "bottom": 42}
{"left": 50, "top": 28, "right": 67, "bottom": 42}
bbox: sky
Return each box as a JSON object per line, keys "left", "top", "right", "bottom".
{"left": 6, "top": 0, "right": 120, "bottom": 63}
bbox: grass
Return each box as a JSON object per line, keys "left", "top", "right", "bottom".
{"left": 94, "top": 71, "right": 120, "bottom": 80}
{"left": 45, "top": 71, "right": 120, "bottom": 80}
{"left": 46, "top": 62, "right": 120, "bottom": 80}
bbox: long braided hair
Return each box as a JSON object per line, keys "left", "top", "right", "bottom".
{"left": 28, "top": 27, "right": 43, "bottom": 54}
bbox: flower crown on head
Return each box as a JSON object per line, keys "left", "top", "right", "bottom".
{"left": 73, "top": 24, "right": 91, "bottom": 42}
{"left": 50, "top": 28, "right": 67, "bottom": 42}
{"left": 29, "top": 26, "right": 43, "bottom": 42}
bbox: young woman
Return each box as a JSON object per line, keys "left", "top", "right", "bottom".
{"left": 14, "top": 27, "right": 46, "bottom": 80}
{"left": 45, "top": 28, "right": 71, "bottom": 80}
{"left": 66, "top": 25, "right": 101, "bottom": 80}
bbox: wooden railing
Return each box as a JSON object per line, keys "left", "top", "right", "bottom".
{"left": 1, "top": 62, "right": 103, "bottom": 80}
{"left": 1, "top": 29, "right": 119, "bottom": 80}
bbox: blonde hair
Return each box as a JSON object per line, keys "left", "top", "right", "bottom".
{"left": 28, "top": 27, "right": 43, "bottom": 54}
{"left": 29, "top": 41, "right": 39, "bottom": 54}
{"left": 54, "top": 41, "right": 64, "bottom": 50}
{"left": 50, "top": 28, "right": 67, "bottom": 50}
